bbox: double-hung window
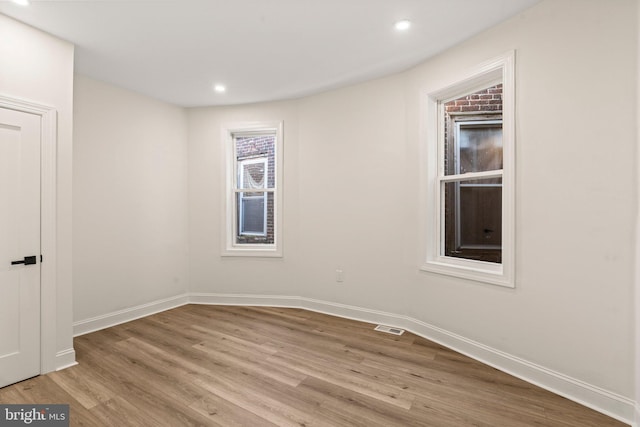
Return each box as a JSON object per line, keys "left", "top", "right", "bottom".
{"left": 238, "top": 157, "right": 268, "bottom": 237}
{"left": 445, "top": 118, "right": 503, "bottom": 263}
{"left": 223, "top": 122, "right": 283, "bottom": 257}
{"left": 422, "top": 51, "right": 515, "bottom": 287}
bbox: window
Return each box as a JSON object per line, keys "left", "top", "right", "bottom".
{"left": 445, "top": 118, "right": 503, "bottom": 263}
{"left": 422, "top": 52, "right": 515, "bottom": 287}
{"left": 223, "top": 122, "right": 283, "bottom": 256}
{"left": 238, "top": 157, "right": 268, "bottom": 237}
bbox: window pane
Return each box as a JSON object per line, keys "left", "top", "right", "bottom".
{"left": 235, "top": 191, "right": 274, "bottom": 245}
{"left": 241, "top": 162, "right": 265, "bottom": 189}
{"left": 458, "top": 122, "right": 502, "bottom": 174}
{"left": 235, "top": 135, "right": 276, "bottom": 188}
{"left": 241, "top": 195, "right": 265, "bottom": 233}
{"left": 443, "top": 84, "right": 503, "bottom": 176}
{"left": 443, "top": 178, "right": 502, "bottom": 263}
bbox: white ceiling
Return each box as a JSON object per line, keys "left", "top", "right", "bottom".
{"left": 0, "top": 0, "right": 539, "bottom": 107}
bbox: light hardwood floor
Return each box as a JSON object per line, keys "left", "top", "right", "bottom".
{"left": 0, "top": 305, "right": 628, "bottom": 426}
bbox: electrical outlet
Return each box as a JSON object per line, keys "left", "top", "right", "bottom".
{"left": 336, "top": 269, "right": 344, "bottom": 283}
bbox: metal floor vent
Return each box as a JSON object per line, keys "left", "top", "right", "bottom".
{"left": 374, "top": 325, "right": 405, "bottom": 336}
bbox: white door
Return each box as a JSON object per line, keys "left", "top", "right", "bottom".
{"left": 0, "top": 107, "right": 41, "bottom": 388}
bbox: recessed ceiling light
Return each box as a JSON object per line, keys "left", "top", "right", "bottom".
{"left": 11, "top": 0, "right": 30, "bottom": 6}
{"left": 213, "top": 84, "right": 226, "bottom": 93}
{"left": 394, "top": 20, "right": 411, "bottom": 31}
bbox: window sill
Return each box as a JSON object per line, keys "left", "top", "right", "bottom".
{"left": 222, "top": 246, "right": 282, "bottom": 258}
{"left": 420, "top": 259, "right": 513, "bottom": 288}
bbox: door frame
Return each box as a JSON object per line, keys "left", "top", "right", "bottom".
{"left": 0, "top": 94, "right": 58, "bottom": 374}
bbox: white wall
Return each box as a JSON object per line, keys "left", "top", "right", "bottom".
{"left": 73, "top": 74, "right": 189, "bottom": 322}
{"left": 294, "top": 75, "right": 409, "bottom": 306}
{"left": 405, "top": 0, "right": 635, "bottom": 396}
{"left": 0, "top": 14, "right": 75, "bottom": 369}
{"left": 405, "top": 0, "right": 636, "bottom": 419}
{"left": 63, "top": 0, "right": 636, "bottom": 422}
{"left": 188, "top": 0, "right": 636, "bottom": 421}
{"left": 636, "top": 1, "right": 640, "bottom": 424}
{"left": 188, "top": 100, "right": 300, "bottom": 294}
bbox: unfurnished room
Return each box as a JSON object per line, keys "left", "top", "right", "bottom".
{"left": 0, "top": 0, "right": 639, "bottom": 426}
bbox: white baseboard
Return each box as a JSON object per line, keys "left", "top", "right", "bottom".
{"left": 55, "top": 348, "right": 77, "bottom": 371}
{"left": 73, "top": 293, "right": 189, "bottom": 336}
{"left": 189, "top": 292, "right": 300, "bottom": 307}
{"left": 404, "top": 316, "right": 634, "bottom": 426}
{"left": 190, "top": 292, "right": 635, "bottom": 426}
{"left": 71, "top": 291, "right": 635, "bottom": 425}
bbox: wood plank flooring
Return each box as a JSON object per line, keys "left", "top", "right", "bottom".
{"left": 0, "top": 305, "right": 628, "bottom": 426}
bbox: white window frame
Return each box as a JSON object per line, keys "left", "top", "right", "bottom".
{"left": 222, "top": 121, "right": 283, "bottom": 257}
{"left": 421, "top": 51, "right": 515, "bottom": 287}
{"left": 238, "top": 157, "right": 268, "bottom": 237}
